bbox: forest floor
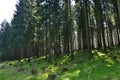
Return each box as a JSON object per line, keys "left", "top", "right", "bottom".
{"left": 0, "top": 47, "right": 120, "bottom": 80}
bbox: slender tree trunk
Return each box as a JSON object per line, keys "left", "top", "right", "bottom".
{"left": 84, "top": 0, "right": 92, "bottom": 58}
{"left": 93, "top": 0, "right": 106, "bottom": 51}
{"left": 113, "top": 0, "right": 120, "bottom": 45}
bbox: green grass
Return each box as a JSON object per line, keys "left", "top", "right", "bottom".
{"left": 0, "top": 48, "right": 120, "bottom": 80}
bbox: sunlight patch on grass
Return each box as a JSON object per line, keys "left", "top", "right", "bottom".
{"left": 72, "top": 70, "right": 80, "bottom": 76}
{"left": 107, "top": 64, "right": 112, "bottom": 67}
{"left": 65, "top": 70, "right": 81, "bottom": 78}
{"left": 21, "top": 59, "right": 27, "bottom": 62}
{"left": 37, "top": 73, "right": 48, "bottom": 80}
{"left": 92, "top": 50, "right": 115, "bottom": 65}
{"left": 51, "top": 66, "right": 58, "bottom": 72}
{"left": 25, "top": 76, "right": 33, "bottom": 80}
{"left": 62, "top": 78, "right": 70, "bottom": 80}
{"left": 92, "top": 50, "right": 107, "bottom": 57}
{"left": 34, "top": 56, "right": 46, "bottom": 61}
{"left": 60, "top": 55, "right": 70, "bottom": 64}
{"left": 0, "top": 62, "right": 5, "bottom": 66}
{"left": 98, "top": 52, "right": 106, "bottom": 57}
{"left": 105, "top": 57, "right": 115, "bottom": 65}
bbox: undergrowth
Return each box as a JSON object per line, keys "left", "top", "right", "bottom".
{"left": 0, "top": 47, "right": 120, "bottom": 80}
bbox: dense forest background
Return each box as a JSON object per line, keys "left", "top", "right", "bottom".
{"left": 0, "top": 0, "right": 120, "bottom": 62}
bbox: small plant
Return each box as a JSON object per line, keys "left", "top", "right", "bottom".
{"left": 42, "top": 66, "right": 45, "bottom": 71}
{"left": 62, "top": 67, "right": 68, "bottom": 72}
{"left": 31, "top": 67, "right": 37, "bottom": 75}
{"left": 47, "top": 74, "right": 57, "bottom": 80}
{"left": 18, "top": 67, "right": 24, "bottom": 72}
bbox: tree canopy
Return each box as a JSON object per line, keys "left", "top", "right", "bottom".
{"left": 0, "top": 0, "right": 120, "bottom": 62}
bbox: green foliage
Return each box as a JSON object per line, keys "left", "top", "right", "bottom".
{"left": 0, "top": 49, "right": 120, "bottom": 80}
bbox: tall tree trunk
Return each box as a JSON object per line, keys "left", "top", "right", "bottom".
{"left": 93, "top": 0, "right": 106, "bottom": 51}
{"left": 113, "top": 0, "right": 120, "bottom": 45}
{"left": 84, "top": 0, "right": 92, "bottom": 58}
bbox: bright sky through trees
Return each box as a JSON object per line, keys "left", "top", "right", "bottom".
{"left": 0, "top": 0, "right": 18, "bottom": 23}
{"left": 0, "top": 0, "right": 75, "bottom": 24}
